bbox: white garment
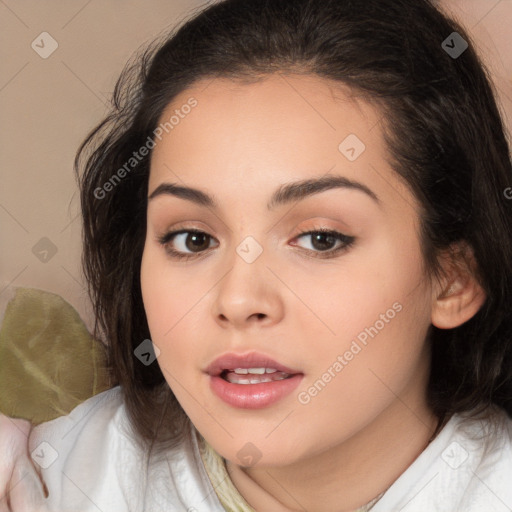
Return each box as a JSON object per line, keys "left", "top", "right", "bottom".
{"left": 29, "top": 386, "right": 512, "bottom": 512}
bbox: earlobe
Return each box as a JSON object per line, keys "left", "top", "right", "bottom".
{"left": 431, "top": 272, "right": 487, "bottom": 329}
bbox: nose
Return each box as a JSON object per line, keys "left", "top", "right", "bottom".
{"left": 211, "top": 242, "right": 285, "bottom": 330}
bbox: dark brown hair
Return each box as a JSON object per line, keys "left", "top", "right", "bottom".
{"left": 75, "top": 0, "right": 512, "bottom": 449}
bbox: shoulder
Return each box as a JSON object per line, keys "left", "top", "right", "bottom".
{"left": 460, "top": 407, "right": 512, "bottom": 506}
{"left": 30, "top": 386, "right": 131, "bottom": 467}
{"left": 443, "top": 407, "right": 512, "bottom": 511}
{"left": 30, "top": 385, "right": 125, "bottom": 438}
{"left": 373, "top": 406, "right": 512, "bottom": 512}
{"left": 29, "top": 387, "right": 137, "bottom": 510}
{"left": 453, "top": 406, "right": 512, "bottom": 475}
{"left": 29, "top": 386, "right": 224, "bottom": 512}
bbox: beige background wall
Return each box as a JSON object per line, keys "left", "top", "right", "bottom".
{"left": 1, "top": 0, "right": 511, "bottom": 331}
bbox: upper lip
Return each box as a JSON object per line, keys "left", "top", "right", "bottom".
{"left": 205, "top": 351, "right": 302, "bottom": 376}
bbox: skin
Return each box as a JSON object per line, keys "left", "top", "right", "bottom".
{"left": 0, "top": 415, "right": 48, "bottom": 512}
{"left": 140, "top": 73, "right": 485, "bottom": 512}
{"left": 0, "top": 3, "right": 502, "bottom": 511}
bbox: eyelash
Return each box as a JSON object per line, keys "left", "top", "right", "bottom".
{"left": 157, "top": 227, "right": 355, "bottom": 261}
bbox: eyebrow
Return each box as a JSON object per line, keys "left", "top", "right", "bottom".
{"left": 148, "top": 174, "right": 379, "bottom": 210}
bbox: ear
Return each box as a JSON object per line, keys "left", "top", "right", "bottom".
{"left": 431, "top": 243, "right": 487, "bottom": 329}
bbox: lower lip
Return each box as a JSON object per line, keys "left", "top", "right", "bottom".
{"left": 209, "top": 374, "right": 303, "bottom": 409}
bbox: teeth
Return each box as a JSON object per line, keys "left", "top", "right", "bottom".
{"left": 224, "top": 371, "right": 290, "bottom": 384}
{"left": 242, "top": 377, "right": 273, "bottom": 384}
{"left": 233, "top": 367, "right": 278, "bottom": 374}
{"left": 248, "top": 368, "right": 265, "bottom": 374}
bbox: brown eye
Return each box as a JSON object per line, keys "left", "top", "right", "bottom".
{"left": 158, "top": 227, "right": 355, "bottom": 261}
{"left": 157, "top": 229, "right": 218, "bottom": 260}
{"left": 183, "top": 232, "right": 211, "bottom": 252}
{"left": 292, "top": 229, "right": 356, "bottom": 257}
{"left": 309, "top": 232, "right": 338, "bottom": 251}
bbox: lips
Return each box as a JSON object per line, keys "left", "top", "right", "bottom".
{"left": 206, "top": 351, "right": 304, "bottom": 409}
{"left": 205, "top": 351, "right": 302, "bottom": 377}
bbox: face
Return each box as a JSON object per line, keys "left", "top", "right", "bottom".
{"left": 140, "top": 73, "right": 436, "bottom": 467}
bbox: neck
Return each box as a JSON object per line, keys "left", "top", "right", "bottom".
{"left": 226, "top": 361, "right": 439, "bottom": 512}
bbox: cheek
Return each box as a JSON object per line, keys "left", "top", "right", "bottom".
{"left": 140, "top": 247, "right": 167, "bottom": 336}
{"left": 140, "top": 244, "right": 210, "bottom": 370}
{"left": 292, "top": 231, "right": 432, "bottom": 396}
{"left": 140, "top": 245, "right": 181, "bottom": 362}
{"left": 141, "top": 245, "right": 188, "bottom": 334}
{"left": 291, "top": 229, "right": 427, "bottom": 346}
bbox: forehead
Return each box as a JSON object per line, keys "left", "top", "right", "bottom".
{"left": 150, "top": 73, "right": 383, "bottom": 175}
{"left": 157, "top": 73, "right": 379, "bottom": 141}
{"left": 146, "top": 73, "right": 417, "bottom": 220}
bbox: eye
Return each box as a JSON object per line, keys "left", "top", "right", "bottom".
{"left": 157, "top": 227, "right": 355, "bottom": 261}
{"left": 157, "top": 229, "right": 218, "bottom": 260}
{"left": 291, "top": 228, "right": 355, "bottom": 258}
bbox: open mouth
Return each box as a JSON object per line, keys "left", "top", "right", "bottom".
{"left": 220, "top": 367, "right": 293, "bottom": 384}
{"left": 207, "top": 354, "right": 304, "bottom": 408}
